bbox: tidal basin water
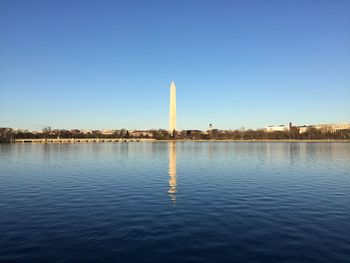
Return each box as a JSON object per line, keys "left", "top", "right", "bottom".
{"left": 1, "top": 142, "right": 350, "bottom": 262}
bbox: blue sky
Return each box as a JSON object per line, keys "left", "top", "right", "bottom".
{"left": 1, "top": 0, "right": 349, "bottom": 130}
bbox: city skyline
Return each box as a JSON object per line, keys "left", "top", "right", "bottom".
{"left": 1, "top": 1, "right": 349, "bottom": 130}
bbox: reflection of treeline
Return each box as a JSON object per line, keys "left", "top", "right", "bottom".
{"left": 2, "top": 127, "right": 350, "bottom": 140}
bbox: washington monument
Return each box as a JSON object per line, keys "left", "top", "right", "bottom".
{"left": 169, "top": 81, "right": 177, "bottom": 135}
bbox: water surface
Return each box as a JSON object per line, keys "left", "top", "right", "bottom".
{"left": 0, "top": 142, "right": 350, "bottom": 262}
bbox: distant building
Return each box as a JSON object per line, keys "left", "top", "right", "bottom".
{"left": 298, "top": 125, "right": 309, "bottom": 134}
{"left": 203, "top": 123, "right": 213, "bottom": 135}
{"left": 12, "top": 128, "right": 28, "bottom": 133}
{"left": 298, "top": 123, "right": 350, "bottom": 133}
{"left": 265, "top": 122, "right": 350, "bottom": 134}
{"left": 101, "top": 129, "right": 115, "bottom": 135}
{"left": 81, "top": 130, "right": 92, "bottom": 134}
{"left": 333, "top": 123, "right": 350, "bottom": 132}
{"left": 130, "top": 130, "right": 153, "bottom": 138}
{"left": 265, "top": 125, "right": 289, "bottom": 132}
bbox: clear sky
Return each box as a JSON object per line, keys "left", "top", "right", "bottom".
{"left": 0, "top": 0, "right": 349, "bottom": 130}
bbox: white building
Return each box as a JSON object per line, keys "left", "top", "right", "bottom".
{"left": 331, "top": 123, "right": 350, "bottom": 132}
{"left": 294, "top": 123, "right": 350, "bottom": 133}
{"left": 310, "top": 123, "right": 350, "bottom": 133}
{"left": 298, "top": 126, "right": 309, "bottom": 133}
{"left": 101, "top": 129, "right": 115, "bottom": 135}
{"left": 264, "top": 125, "right": 289, "bottom": 132}
{"left": 130, "top": 130, "right": 153, "bottom": 137}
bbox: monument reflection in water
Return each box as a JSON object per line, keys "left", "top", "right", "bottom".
{"left": 168, "top": 142, "right": 177, "bottom": 203}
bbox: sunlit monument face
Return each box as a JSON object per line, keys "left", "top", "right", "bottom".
{"left": 169, "top": 81, "right": 176, "bottom": 135}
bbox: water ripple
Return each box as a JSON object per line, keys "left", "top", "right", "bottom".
{"left": 0, "top": 142, "right": 350, "bottom": 262}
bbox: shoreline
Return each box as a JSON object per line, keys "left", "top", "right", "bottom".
{"left": 3, "top": 138, "right": 350, "bottom": 144}
{"left": 159, "top": 139, "right": 350, "bottom": 143}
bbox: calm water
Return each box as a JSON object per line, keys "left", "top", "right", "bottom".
{"left": 0, "top": 142, "right": 350, "bottom": 262}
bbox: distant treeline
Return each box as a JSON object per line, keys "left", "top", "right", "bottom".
{"left": 177, "top": 128, "right": 350, "bottom": 140}
{"left": 2, "top": 127, "right": 350, "bottom": 141}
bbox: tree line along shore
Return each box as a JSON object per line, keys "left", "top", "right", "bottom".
{"left": 1, "top": 127, "right": 350, "bottom": 143}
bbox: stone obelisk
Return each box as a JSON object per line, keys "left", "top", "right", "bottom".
{"left": 169, "top": 81, "right": 176, "bottom": 135}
